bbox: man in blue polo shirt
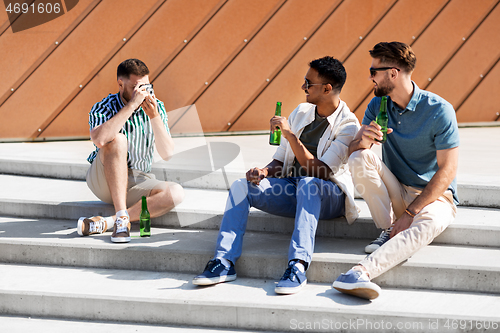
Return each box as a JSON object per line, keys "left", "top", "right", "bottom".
{"left": 333, "top": 42, "right": 459, "bottom": 300}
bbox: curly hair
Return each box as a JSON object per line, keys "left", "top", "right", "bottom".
{"left": 309, "top": 56, "right": 347, "bottom": 93}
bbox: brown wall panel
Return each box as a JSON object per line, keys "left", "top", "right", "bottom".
{"left": 153, "top": 0, "right": 282, "bottom": 124}
{"left": 353, "top": 0, "right": 496, "bottom": 120}
{"left": 0, "top": 4, "right": 10, "bottom": 32}
{"left": 0, "top": 0, "right": 95, "bottom": 103}
{"left": 425, "top": 3, "right": 500, "bottom": 109}
{"left": 188, "top": 0, "right": 341, "bottom": 132}
{"left": 0, "top": 0, "right": 158, "bottom": 139}
{"left": 339, "top": 0, "right": 448, "bottom": 120}
{"left": 42, "top": 0, "right": 221, "bottom": 138}
{"left": 456, "top": 60, "right": 500, "bottom": 122}
{"left": 1, "top": 0, "right": 498, "bottom": 141}
{"left": 231, "top": 0, "right": 394, "bottom": 131}
{"left": 411, "top": 0, "right": 497, "bottom": 87}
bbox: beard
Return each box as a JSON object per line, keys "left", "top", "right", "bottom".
{"left": 373, "top": 79, "right": 394, "bottom": 97}
{"left": 121, "top": 90, "right": 132, "bottom": 103}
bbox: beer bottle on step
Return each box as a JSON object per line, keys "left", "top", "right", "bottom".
{"left": 140, "top": 196, "right": 151, "bottom": 237}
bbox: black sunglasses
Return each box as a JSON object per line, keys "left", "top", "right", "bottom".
{"left": 370, "top": 67, "right": 400, "bottom": 77}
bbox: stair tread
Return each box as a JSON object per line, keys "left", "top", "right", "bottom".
{"left": 1, "top": 216, "right": 499, "bottom": 271}
{"left": 2, "top": 174, "right": 500, "bottom": 227}
{"left": 1, "top": 263, "right": 499, "bottom": 321}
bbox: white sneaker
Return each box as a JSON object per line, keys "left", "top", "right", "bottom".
{"left": 77, "top": 216, "right": 107, "bottom": 236}
{"left": 110, "top": 216, "right": 131, "bottom": 243}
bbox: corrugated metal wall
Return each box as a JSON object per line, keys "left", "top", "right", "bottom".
{"left": 1, "top": 0, "right": 499, "bottom": 141}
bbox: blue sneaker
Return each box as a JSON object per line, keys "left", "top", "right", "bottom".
{"left": 275, "top": 262, "right": 307, "bottom": 294}
{"left": 332, "top": 269, "right": 381, "bottom": 300}
{"left": 365, "top": 227, "right": 392, "bottom": 254}
{"left": 192, "top": 259, "right": 236, "bottom": 286}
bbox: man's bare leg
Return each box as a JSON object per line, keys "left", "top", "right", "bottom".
{"left": 99, "top": 133, "right": 128, "bottom": 213}
{"left": 127, "top": 182, "right": 184, "bottom": 222}
{"left": 99, "top": 133, "right": 131, "bottom": 242}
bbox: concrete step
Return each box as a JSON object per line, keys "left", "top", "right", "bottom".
{"left": 1, "top": 216, "right": 499, "bottom": 294}
{"left": 0, "top": 315, "right": 265, "bottom": 333}
{"left": 0, "top": 139, "right": 499, "bottom": 208}
{"left": 1, "top": 158, "right": 499, "bottom": 208}
{"left": 1, "top": 174, "right": 500, "bottom": 247}
{"left": 1, "top": 263, "right": 499, "bottom": 332}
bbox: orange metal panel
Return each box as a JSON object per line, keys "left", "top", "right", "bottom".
{"left": 339, "top": 0, "right": 448, "bottom": 116}
{"left": 152, "top": 0, "right": 282, "bottom": 124}
{"left": 0, "top": 3, "right": 9, "bottom": 32}
{"left": 456, "top": 59, "right": 500, "bottom": 122}
{"left": 426, "top": 3, "right": 500, "bottom": 110}
{"left": 0, "top": 0, "right": 158, "bottom": 139}
{"left": 354, "top": 0, "right": 497, "bottom": 121}
{"left": 231, "top": 0, "right": 394, "bottom": 131}
{"left": 411, "top": 0, "right": 497, "bottom": 87}
{"left": 189, "top": 0, "right": 341, "bottom": 132}
{"left": 0, "top": 0, "right": 95, "bottom": 103}
{"left": 42, "top": 0, "right": 221, "bottom": 138}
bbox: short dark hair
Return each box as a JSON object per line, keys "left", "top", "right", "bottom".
{"left": 369, "top": 42, "right": 416, "bottom": 73}
{"left": 117, "top": 58, "right": 150, "bottom": 79}
{"left": 308, "top": 56, "right": 346, "bottom": 93}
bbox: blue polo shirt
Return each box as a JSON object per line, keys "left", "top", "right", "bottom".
{"left": 362, "top": 82, "right": 460, "bottom": 205}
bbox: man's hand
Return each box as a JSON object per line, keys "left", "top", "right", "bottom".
{"left": 390, "top": 212, "right": 413, "bottom": 238}
{"left": 348, "top": 122, "right": 393, "bottom": 155}
{"left": 129, "top": 84, "right": 149, "bottom": 110}
{"left": 270, "top": 116, "right": 292, "bottom": 139}
{"left": 360, "top": 121, "right": 393, "bottom": 146}
{"left": 141, "top": 93, "right": 159, "bottom": 119}
{"left": 246, "top": 167, "right": 268, "bottom": 185}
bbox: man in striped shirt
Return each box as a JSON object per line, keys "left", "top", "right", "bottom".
{"left": 78, "top": 59, "right": 184, "bottom": 243}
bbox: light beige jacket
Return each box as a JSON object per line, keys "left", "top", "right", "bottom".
{"left": 272, "top": 101, "right": 360, "bottom": 223}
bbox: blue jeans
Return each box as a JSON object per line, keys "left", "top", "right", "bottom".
{"left": 215, "top": 176, "right": 345, "bottom": 265}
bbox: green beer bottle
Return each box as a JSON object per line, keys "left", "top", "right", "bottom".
{"left": 269, "top": 101, "right": 282, "bottom": 146}
{"left": 140, "top": 196, "right": 151, "bottom": 237}
{"left": 375, "top": 96, "right": 388, "bottom": 143}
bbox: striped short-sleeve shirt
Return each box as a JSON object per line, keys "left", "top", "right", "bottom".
{"left": 87, "top": 93, "right": 170, "bottom": 173}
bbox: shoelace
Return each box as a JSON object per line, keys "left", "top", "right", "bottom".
{"left": 205, "top": 259, "right": 223, "bottom": 273}
{"left": 282, "top": 265, "right": 301, "bottom": 282}
{"left": 115, "top": 216, "right": 129, "bottom": 233}
{"left": 373, "top": 227, "right": 392, "bottom": 244}
{"left": 89, "top": 218, "right": 105, "bottom": 233}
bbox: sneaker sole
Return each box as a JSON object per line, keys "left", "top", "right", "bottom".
{"left": 77, "top": 217, "right": 86, "bottom": 236}
{"left": 332, "top": 281, "right": 381, "bottom": 300}
{"left": 192, "top": 274, "right": 237, "bottom": 286}
{"left": 110, "top": 236, "right": 131, "bottom": 243}
{"left": 364, "top": 244, "right": 380, "bottom": 254}
{"left": 275, "top": 280, "right": 307, "bottom": 295}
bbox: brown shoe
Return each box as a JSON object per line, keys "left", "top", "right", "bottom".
{"left": 111, "top": 215, "right": 131, "bottom": 243}
{"left": 77, "top": 216, "right": 108, "bottom": 236}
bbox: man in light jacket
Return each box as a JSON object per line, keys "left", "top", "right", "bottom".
{"left": 193, "top": 56, "right": 360, "bottom": 294}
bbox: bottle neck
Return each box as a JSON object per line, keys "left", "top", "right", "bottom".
{"left": 275, "top": 102, "right": 282, "bottom": 116}
{"left": 141, "top": 196, "right": 147, "bottom": 210}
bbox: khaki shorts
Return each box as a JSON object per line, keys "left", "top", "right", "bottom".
{"left": 86, "top": 150, "right": 164, "bottom": 207}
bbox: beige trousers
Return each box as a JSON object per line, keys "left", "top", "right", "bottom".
{"left": 349, "top": 149, "right": 456, "bottom": 279}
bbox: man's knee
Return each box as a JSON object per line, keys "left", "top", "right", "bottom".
{"left": 348, "top": 149, "right": 376, "bottom": 180}
{"left": 229, "top": 178, "right": 250, "bottom": 195}
{"left": 168, "top": 182, "right": 184, "bottom": 207}
{"left": 102, "top": 132, "right": 128, "bottom": 152}
{"left": 154, "top": 182, "right": 184, "bottom": 207}
{"left": 297, "top": 177, "right": 321, "bottom": 198}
